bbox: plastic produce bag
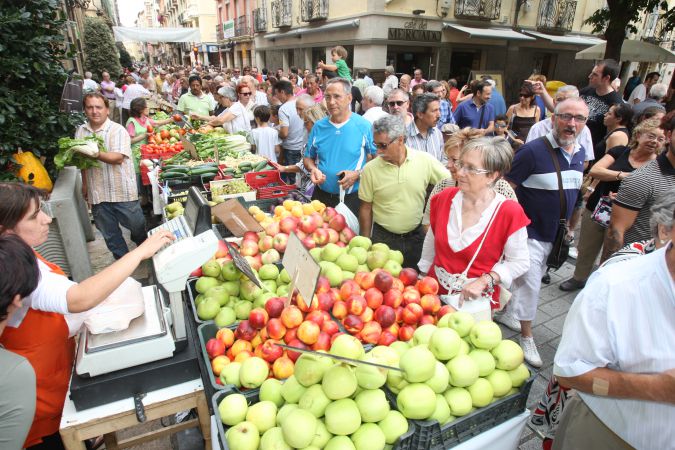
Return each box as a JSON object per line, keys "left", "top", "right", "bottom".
{"left": 442, "top": 292, "right": 492, "bottom": 323}
{"left": 335, "top": 186, "right": 359, "bottom": 234}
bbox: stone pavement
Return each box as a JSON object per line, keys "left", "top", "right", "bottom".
{"left": 87, "top": 228, "right": 580, "bottom": 450}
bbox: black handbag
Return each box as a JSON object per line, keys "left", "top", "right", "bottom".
{"left": 543, "top": 138, "right": 570, "bottom": 270}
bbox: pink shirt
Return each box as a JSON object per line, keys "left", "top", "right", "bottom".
{"left": 295, "top": 88, "right": 324, "bottom": 103}
{"left": 410, "top": 78, "right": 428, "bottom": 89}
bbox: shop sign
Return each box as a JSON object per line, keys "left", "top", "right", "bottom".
{"left": 207, "top": 45, "right": 219, "bottom": 53}
{"left": 388, "top": 27, "right": 441, "bottom": 42}
{"left": 223, "top": 20, "right": 235, "bottom": 39}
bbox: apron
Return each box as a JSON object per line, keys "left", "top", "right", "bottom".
{"left": 127, "top": 116, "right": 149, "bottom": 174}
{"left": 0, "top": 254, "right": 75, "bottom": 447}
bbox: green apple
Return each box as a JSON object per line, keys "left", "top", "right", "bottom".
{"left": 400, "top": 345, "right": 436, "bottom": 382}
{"left": 342, "top": 270, "right": 355, "bottom": 280}
{"left": 281, "top": 375, "right": 307, "bottom": 403}
{"left": 234, "top": 300, "right": 253, "bottom": 320}
{"left": 259, "top": 378, "right": 284, "bottom": 407}
{"left": 214, "top": 306, "right": 236, "bottom": 327}
{"left": 382, "top": 260, "right": 402, "bottom": 277}
{"left": 259, "top": 263, "right": 280, "bottom": 280}
{"left": 276, "top": 284, "right": 290, "bottom": 297}
{"left": 336, "top": 253, "right": 359, "bottom": 272}
{"left": 446, "top": 355, "right": 479, "bottom": 388}
{"left": 355, "top": 389, "right": 390, "bottom": 423}
{"left": 197, "top": 298, "right": 220, "bottom": 320}
{"left": 324, "top": 398, "right": 362, "bottom": 435}
{"left": 371, "top": 243, "right": 390, "bottom": 253}
{"left": 486, "top": 369, "right": 512, "bottom": 397}
{"left": 202, "top": 260, "right": 221, "bottom": 278}
{"left": 389, "top": 341, "right": 410, "bottom": 357}
{"left": 276, "top": 404, "right": 298, "bottom": 427}
{"left": 325, "top": 436, "right": 356, "bottom": 450}
{"left": 246, "top": 400, "right": 277, "bottom": 434}
{"left": 446, "top": 312, "right": 475, "bottom": 337}
{"left": 437, "top": 314, "right": 451, "bottom": 328}
{"left": 413, "top": 324, "right": 437, "bottom": 346}
{"left": 426, "top": 361, "right": 450, "bottom": 393}
{"left": 377, "top": 410, "right": 409, "bottom": 445}
{"left": 348, "top": 246, "right": 368, "bottom": 264}
{"left": 322, "top": 364, "right": 358, "bottom": 400}
{"left": 221, "top": 280, "right": 240, "bottom": 297}
{"left": 467, "top": 377, "right": 494, "bottom": 407}
{"left": 356, "top": 264, "right": 369, "bottom": 273}
{"left": 507, "top": 363, "right": 530, "bottom": 388}
{"left": 351, "top": 423, "right": 386, "bottom": 450}
{"left": 195, "top": 276, "right": 220, "bottom": 294}
{"left": 429, "top": 394, "right": 452, "bottom": 424}
{"left": 469, "top": 321, "right": 502, "bottom": 350}
{"left": 294, "top": 352, "right": 333, "bottom": 387}
{"left": 261, "top": 280, "right": 277, "bottom": 295}
{"left": 205, "top": 285, "right": 230, "bottom": 306}
{"left": 457, "top": 338, "right": 470, "bottom": 356}
{"left": 386, "top": 363, "right": 409, "bottom": 394}
{"left": 355, "top": 355, "right": 387, "bottom": 389}
{"left": 368, "top": 345, "right": 400, "bottom": 366}
{"left": 311, "top": 419, "right": 332, "bottom": 448}
{"left": 226, "top": 421, "right": 259, "bottom": 450}
{"left": 325, "top": 264, "right": 344, "bottom": 287}
{"left": 330, "top": 334, "right": 365, "bottom": 360}
{"left": 348, "top": 236, "right": 372, "bottom": 250}
{"left": 366, "top": 251, "right": 388, "bottom": 270}
{"left": 260, "top": 427, "right": 291, "bottom": 450}
{"left": 468, "top": 349, "right": 496, "bottom": 377}
{"left": 309, "top": 247, "right": 323, "bottom": 262}
{"left": 491, "top": 339, "right": 525, "bottom": 370}
{"left": 218, "top": 392, "right": 248, "bottom": 425}
{"left": 220, "top": 362, "right": 242, "bottom": 388}
{"left": 443, "top": 387, "right": 473, "bottom": 417}
{"left": 299, "top": 384, "right": 331, "bottom": 417}
{"left": 221, "top": 261, "right": 241, "bottom": 281}
{"left": 281, "top": 409, "right": 317, "bottom": 448}
{"left": 428, "top": 327, "right": 462, "bottom": 361}
{"left": 388, "top": 250, "right": 404, "bottom": 265}
{"left": 396, "top": 383, "right": 436, "bottom": 419}
{"left": 279, "top": 268, "right": 292, "bottom": 284}
{"left": 239, "top": 357, "right": 269, "bottom": 388}
{"left": 240, "top": 279, "right": 262, "bottom": 301}
{"left": 321, "top": 243, "right": 343, "bottom": 262}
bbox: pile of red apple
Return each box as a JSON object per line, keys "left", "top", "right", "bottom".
{"left": 204, "top": 295, "right": 345, "bottom": 386}
{"left": 318, "top": 268, "right": 453, "bottom": 346}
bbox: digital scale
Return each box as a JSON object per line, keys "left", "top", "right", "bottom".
{"left": 74, "top": 187, "right": 217, "bottom": 381}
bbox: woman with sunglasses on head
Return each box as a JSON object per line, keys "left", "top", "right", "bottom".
{"left": 418, "top": 137, "right": 530, "bottom": 312}
{"left": 506, "top": 83, "right": 540, "bottom": 141}
{"left": 0, "top": 183, "right": 173, "bottom": 449}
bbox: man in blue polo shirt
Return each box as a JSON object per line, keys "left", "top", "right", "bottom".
{"left": 497, "top": 97, "right": 589, "bottom": 368}
{"left": 304, "top": 78, "right": 376, "bottom": 216}
{"left": 453, "top": 80, "right": 495, "bottom": 133}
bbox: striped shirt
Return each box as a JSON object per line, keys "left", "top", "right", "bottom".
{"left": 553, "top": 245, "right": 675, "bottom": 450}
{"left": 76, "top": 119, "right": 138, "bottom": 205}
{"left": 406, "top": 120, "right": 446, "bottom": 165}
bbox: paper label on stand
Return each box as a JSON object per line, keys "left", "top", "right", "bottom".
{"left": 224, "top": 241, "right": 263, "bottom": 288}
{"left": 211, "top": 200, "right": 263, "bottom": 236}
{"left": 181, "top": 136, "right": 199, "bottom": 160}
{"left": 282, "top": 233, "right": 320, "bottom": 307}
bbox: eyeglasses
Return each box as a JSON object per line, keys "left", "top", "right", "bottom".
{"left": 446, "top": 157, "right": 460, "bottom": 167}
{"left": 555, "top": 113, "right": 588, "bottom": 123}
{"left": 374, "top": 137, "right": 398, "bottom": 149}
{"left": 455, "top": 161, "right": 491, "bottom": 175}
{"left": 240, "top": 92, "right": 252, "bottom": 96}
{"left": 642, "top": 132, "right": 666, "bottom": 143}
{"left": 387, "top": 100, "right": 407, "bottom": 107}
{"left": 495, "top": 123, "right": 507, "bottom": 128}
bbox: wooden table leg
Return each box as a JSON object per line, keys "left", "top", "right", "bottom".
{"left": 103, "top": 432, "right": 119, "bottom": 450}
{"left": 60, "top": 427, "right": 87, "bottom": 450}
{"left": 195, "top": 391, "right": 212, "bottom": 450}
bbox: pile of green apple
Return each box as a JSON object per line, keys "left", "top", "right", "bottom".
{"left": 386, "top": 314, "right": 530, "bottom": 424}
{"left": 310, "top": 236, "right": 405, "bottom": 288}
{"left": 217, "top": 334, "right": 411, "bottom": 450}
{"left": 194, "top": 258, "right": 293, "bottom": 326}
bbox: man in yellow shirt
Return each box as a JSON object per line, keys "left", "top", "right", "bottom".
{"left": 359, "top": 115, "right": 449, "bottom": 269}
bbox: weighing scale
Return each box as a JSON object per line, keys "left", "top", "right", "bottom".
{"left": 74, "top": 187, "right": 217, "bottom": 379}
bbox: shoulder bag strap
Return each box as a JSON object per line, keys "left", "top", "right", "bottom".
{"left": 461, "top": 200, "right": 504, "bottom": 277}
{"left": 478, "top": 104, "right": 486, "bottom": 130}
{"left": 541, "top": 137, "right": 567, "bottom": 220}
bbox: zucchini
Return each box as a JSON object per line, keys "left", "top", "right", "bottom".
{"left": 162, "top": 165, "right": 190, "bottom": 173}
{"left": 160, "top": 172, "right": 190, "bottom": 180}
{"left": 238, "top": 161, "right": 253, "bottom": 170}
{"left": 190, "top": 167, "right": 219, "bottom": 176}
{"left": 253, "top": 160, "right": 268, "bottom": 171}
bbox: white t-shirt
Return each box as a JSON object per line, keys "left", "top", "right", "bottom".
{"left": 362, "top": 106, "right": 388, "bottom": 124}
{"left": 122, "top": 83, "right": 150, "bottom": 109}
{"left": 628, "top": 84, "right": 647, "bottom": 103}
{"left": 7, "top": 259, "right": 74, "bottom": 328}
{"left": 221, "top": 101, "right": 251, "bottom": 134}
{"left": 83, "top": 79, "right": 99, "bottom": 92}
{"left": 251, "top": 127, "right": 281, "bottom": 162}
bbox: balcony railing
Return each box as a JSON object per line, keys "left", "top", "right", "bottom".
{"left": 301, "top": 0, "right": 328, "bottom": 22}
{"left": 537, "top": 0, "right": 576, "bottom": 34}
{"left": 235, "top": 14, "right": 251, "bottom": 37}
{"left": 177, "top": 12, "right": 185, "bottom": 24}
{"left": 271, "top": 0, "right": 292, "bottom": 28}
{"left": 454, "top": 0, "right": 501, "bottom": 21}
{"left": 643, "top": 13, "right": 673, "bottom": 43}
{"left": 253, "top": 7, "right": 267, "bottom": 32}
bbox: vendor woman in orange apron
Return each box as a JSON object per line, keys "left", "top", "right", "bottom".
{"left": 0, "top": 182, "right": 173, "bottom": 449}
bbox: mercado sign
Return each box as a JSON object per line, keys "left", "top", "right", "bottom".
{"left": 388, "top": 27, "right": 441, "bottom": 42}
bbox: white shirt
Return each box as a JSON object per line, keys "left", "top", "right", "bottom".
{"left": 628, "top": 83, "right": 647, "bottom": 103}
{"left": 221, "top": 101, "right": 251, "bottom": 134}
{"left": 362, "top": 106, "right": 388, "bottom": 124}
{"left": 526, "top": 118, "right": 594, "bottom": 162}
{"left": 7, "top": 259, "right": 73, "bottom": 328}
{"left": 418, "top": 192, "right": 530, "bottom": 287}
{"left": 383, "top": 75, "right": 399, "bottom": 97}
{"left": 255, "top": 91, "right": 269, "bottom": 106}
{"left": 251, "top": 127, "right": 281, "bottom": 162}
{"left": 83, "top": 79, "right": 99, "bottom": 92}
{"left": 122, "top": 83, "right": 150, "bottom": 109}
{"left": 554, "top": 245, "right": 675, "bottom": 450}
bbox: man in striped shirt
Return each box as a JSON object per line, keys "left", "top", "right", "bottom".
{"left": 75, "top": 93, "right": 146, "bottom": 260}
{"left": 406, "top": 93, "right": 446, "bottom": 165}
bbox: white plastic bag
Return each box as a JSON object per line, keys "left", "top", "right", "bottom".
{"left": 442, "top": 291, "right": 492, "bottom": 323}
{"left": 335, "top": 186, "right": 360, "bottom": 234}
{"left": 65, "top": 278, "right": 146, "bottom": 336}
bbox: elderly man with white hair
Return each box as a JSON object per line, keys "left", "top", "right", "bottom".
{"left": 361, "top": 86, "right": 388, "bottom": 124}
{"left": 631, "top": 83, "right": 667, "bottom": 117}
{"left": 382, "top": 66, "right": 398, "bottom": 97}
{"left": 82, "top": 71, "right": 99, "bottom": 93}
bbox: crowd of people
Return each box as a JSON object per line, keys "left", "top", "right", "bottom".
{"left": 1, "top": 49, "right": 673, "bottom": 450}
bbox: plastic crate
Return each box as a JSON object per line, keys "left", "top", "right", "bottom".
{"left": 210, "top": 179, "right": 256, "bottom": 202}
{"left": 244, "top": 170, "right": 295, "bottom": 199}
{"left": 187, "top": 278, "right": 210, "bottom": 325}
{"left": 236, "top": 190, "right": 312, "bottom": 215}
{"left": 197, "top": 321, "right": 245, "bottom": 393}
{"left": 385, "top": 372, "right": 536, "bottom": 449}
{"left": 212, "top": 382, "right": 416, "bottom": 450}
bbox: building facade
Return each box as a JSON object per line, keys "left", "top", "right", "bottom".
{"left": 215, "top": 0, "right": 257, "bottom": 69}
{"left": 160, "top": 0, "right": 219, "bottom": 66}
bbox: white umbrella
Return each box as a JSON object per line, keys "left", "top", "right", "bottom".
{"left": 575, "top": 39, "right": 675, "bottom": 63}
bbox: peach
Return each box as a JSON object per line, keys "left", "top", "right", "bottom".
{"left": 211, "top": 355, "right": 230, "bottom": 376}
{"left": 216, "top": 328, "right": 234, "bottom": 348}
{"left": 420, "top": 294, "right": 441, "bottom": 314}
{"left": 272, "top": 355, "right": 295, "bottom": 379}
{"left": 364, "top": 287, "right": 384, "bottom": 310}
{"left": 361, "top": 321, "right": 382, "bottom": 345}
{"left": 280, "top": 305, "right": 303, "bottom": 329}
{"left": 266, "top": 318, "right": 286, "bottom": 340}
{"left": 332, "top": 301, "right": 348, "bottom": 319}
{"left": 297, "top": 320, "right": 321, "bottom": 345}
{"left": 230, "top": 339, "right": 253, "bottom": 357}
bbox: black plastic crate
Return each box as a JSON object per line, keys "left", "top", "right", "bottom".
{"left": 196, "top": 321, "right": 242, "bottom": 393}
{"left": 385, "top": 372, "right": 536, "bottom": 449}
{"left": 187, "top": 278, "right": 209, "bottom": 324}
{"left": 212, "top": 383, "right": 416, "bottom": 450}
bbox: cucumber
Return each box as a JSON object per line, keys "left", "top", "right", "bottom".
{"left": 190, "top": 167, "right": 219, "bottom": 176}
{"left": 162, "top": 165, "right": 190, "bottom": 173}
{"left": 238, "top": 161, "right": 253, "bottom": 170}
{"left": 253, "top": 160, "right": 268, "bottom": 171}
{"left": 160, "top": 172, "right": 190, "bottom": 180}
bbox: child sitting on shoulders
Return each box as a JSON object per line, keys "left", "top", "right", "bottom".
{"left": 318, "top": 46, "right": 352, "bottom": 82}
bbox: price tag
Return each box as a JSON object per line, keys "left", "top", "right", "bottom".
{"left": 180, "top": 136, "right": 199, "bottom": 160}
{"left": 282, "top": 232, "right": 320, "bottom": 307}
{"left": 211, "top": 199, "right": 263, "bottom": 236}
{"left": 224, "top": 241, "right": 263, "bottom": 288}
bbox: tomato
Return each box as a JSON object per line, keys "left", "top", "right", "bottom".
{"left": 172, "top": 114, "right": 182, "bottom": 122}
{"left": 146, "top": 125, "right": 154, "bottom": 133}
{"left": 160, "top": 130, "right": 170, "bottom": 140}
{"left": 178, "top": 128, "right": 186, "bottom": 135}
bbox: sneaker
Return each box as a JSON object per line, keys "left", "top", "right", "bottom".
{"left": 568, "top": 247, "right": 578, "bottom": 259}
{"left": 494, "top": 311, "right": 522, "bottom": 332}
{"left": 520, "top": 336, "right": 543, "bottom": 368}
{"left": 559, "top": 278, "right": 586, "bottom": 292}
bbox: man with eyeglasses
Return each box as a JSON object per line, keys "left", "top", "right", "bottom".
{"left": 500, "top": 98, "right": 589, "bottom": 368}
{"left": 231, "top": 68, "right": 242, "bottom": 84}
{"left": 359, "top": 115, "right": 448, "bottom": 269}
{"left": 579, "top": 59, "right": 623, "bottom": 149}
{"left": 385, "top": 89, "right": 413, "bottom": 126}
{"left": 407, "top": 93, "right": 446, "bottom": 164}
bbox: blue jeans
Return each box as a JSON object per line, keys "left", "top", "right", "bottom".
{"left": 281, "top": 149, "right": 302, "bottom": 184}
{"left": 92, "top": 201, "right": 147, "bottom": 260}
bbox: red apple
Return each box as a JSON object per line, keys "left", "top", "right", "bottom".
{"left": 317, "top": 292, "right": 335, "bottom": 312}
{"left": 216, "top": 328, "right": 235, "bottom": 348}
{"left": 215, "top": 240, "right": 230, "bottom": 259}
{"left": 258, "top": 235, "right": 274, "bottom": 252}
{"left": 266, "top": 318, "right": 287, "bottom": 340}
{"left": 339, "top": 227, "right": 356, "bottom": 244}
{"left": 383, "top": 289, "right": 403, "bottom": 309}
{"left": 374, "top": 271, "right": 394, "bottom": 293}
{"left": 265, "top": 221, "right": 280, "bottom": 236}
{"left": 373, "top": 305, "right": 396, "bottom": 328}
{"left": 280, "top": 305, "right": 303, "bottom": 329}
{"left": 206, "top": 338, "right": 226, "bottom": 359}
{"left": 359, "top": 306, "right": 373, "bottom": 323}
{"left": 284, "top": 326, "right": 298, "bottom": 344}
{"left": 211, "top": 355, "right": 230, "bottom": 375}
{"left": 398, "top": 268, "right": 418, "bottom": 286}
{"left": 190, "top": 266, "right": 203, "bottom": 277}
{"left": 402, "top": 287, "right": 421, "bottom": 305}
{"left": 321, "top": 319, "right": 340, "bottom": 335}
{"left": 311, "top": 332, "right": 331, "bottom": 351}
{"left": 420, "top": 314, "right": 436, "bottom": 325}
{"left": 364, "top": 287, "right": 384, "bottom": 309}
{"left": 417, "top": 276, "right": 440, "bottom": 295}
{"left": 328, "top": 214, "right": 346, "bottom": 232}
{"left": 316, "top": 276, "right": 331, "bottom": 294}
{"left": 336, "top": 241, "right": 346, "bottom": 248}
{"left": 243, "top": 231, "right": 259, "bottom": 242}
{"left": 265, "top": 297, "right": 285, "bottom": 318}
{"left": 387, "top": 323, "right": 400, "bottom": 337}
{"left": 395, "top": 306, "right": 404, "bottom": 323}
{"left": 310, "top": 212, "right": 324, "bottom": 228}
{"left": 249, "top": 308, "right": 269, "bottom": 329}
{"left": 347, "top": 294, "right": 367, "bottom": 316}
{"left": 304, "top": 310, "right": 324, "bottom": 327}
{"left": 323, "top": 207, "right": 338, "bottom": 222}
{"left": 401, "top": 303, "right": 424, "bottom": 325}
{"left": 327, "top": 228, "right": 340, "bottom": 244}
{"left": 312, "top": 228, "right": 330, "bottom": 246}
{"left": 279, "top": 216, "right": 298, "bottom": 234}
{"left": 295, "top": 230, "right": 307, "bottom": 241}
{"left": 437, "top": 305, "right": 453, "bottom": 319}
{"left": 295, "top": 293, "right": 317, "bottom": 313}
{"left": 361, "top": 321, "right": 382, "bottom": 345}
{"left": 357, "top": 272, "right": 375, "bottom": 290}
{"left": 332, "top": 301, "right": 348, "bottom": 319}
{"left": 272, "top": 355, "right": 295, "bottom": 379}
{"left": 235, "top": 320, "right": 257, "bottom": 341}
{"left": 302, "top": 236, "right": 316, "bottom": 249}
{"left": 377, "top": 330, "right": 397, "bottom": 346}
{"left": 392, "top": 278, "right": 405, "bottom": 292}
{"left": 420, "top": 294, "right": 441, "bottom": 314}
{"left": 299, "top": 215, "right": 318, "bottom": 234}
{"left": 244, "top": 255, "right": 262, "bottom": 271}
{"left": 297, "top": 320, "right": 320, "bottom": 345}
{"left": 398, "top": 325, "right": 415, "bottom": 341}
{"left": 260, "top": 340, "right": 283, "bottom": 363}
{"left": 339, "top": 279, "right": 361, "bottom": 301}
{"left": 230, "top": 339, "right": 252, "bottom": 357}
{"left": 343, "top": 314, "right": 364, "bottom": 334}
{"left": 285, "top": 339, "right": 307, "bottom": 362}
{"left": 240, "top": 240, "right": 259, "bottom": 257}
{"left": 273, "top": 233, "right": 289, "bottom": 253}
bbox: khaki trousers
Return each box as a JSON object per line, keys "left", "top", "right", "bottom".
{"left": 573, "top": 209, "right": 606, "bottom": 282}
{"left": 552, "top": 395, "right": 634, "bottom": 450}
